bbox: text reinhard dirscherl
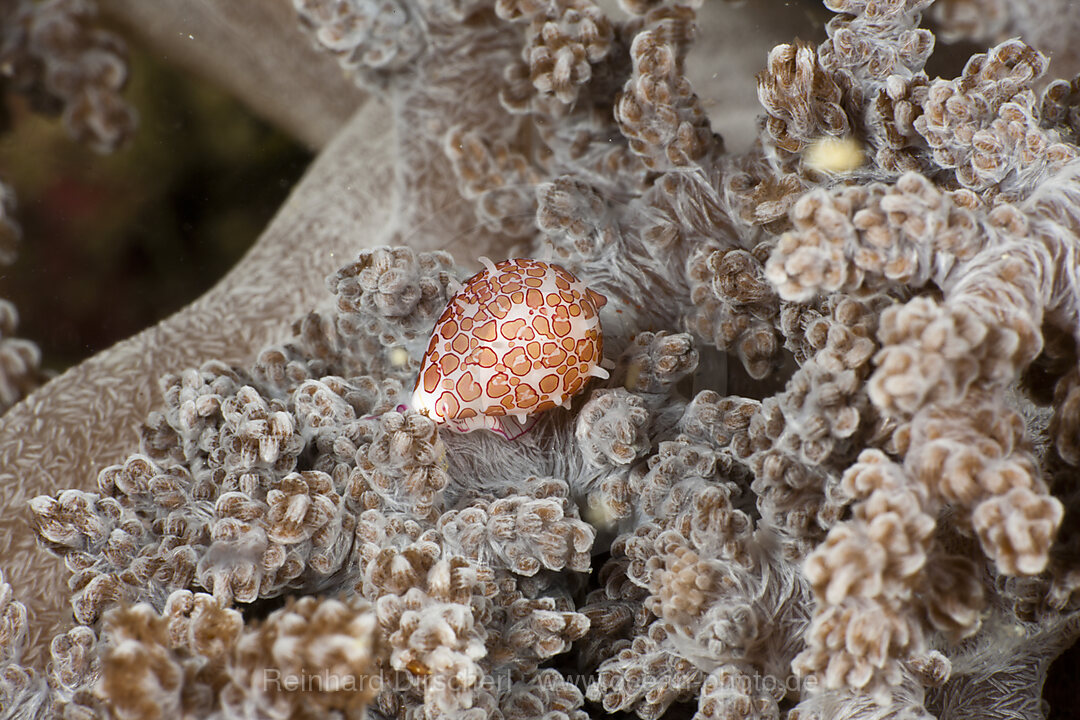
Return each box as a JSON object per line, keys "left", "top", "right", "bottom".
{"left": 259, "top": 668, "right": 819, "bottom": 695}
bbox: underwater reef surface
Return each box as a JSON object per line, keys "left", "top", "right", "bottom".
{"left": 2, "top": 0, "right": 1080, "bottom": 718}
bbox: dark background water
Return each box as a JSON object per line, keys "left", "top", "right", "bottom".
{"left": 0, "top": 46, "right": 310, "bottom": 372}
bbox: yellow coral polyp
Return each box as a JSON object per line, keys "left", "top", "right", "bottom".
{"left": 804, "top": 136, "right": 865, "bottom": 174}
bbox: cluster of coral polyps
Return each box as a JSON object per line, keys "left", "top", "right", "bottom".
{"left": 4, "top": 0, "right": 1080, "bottom": 718}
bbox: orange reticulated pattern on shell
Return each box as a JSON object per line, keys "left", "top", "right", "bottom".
{"left": 413, "top": 258, "right": 608, "bottom": 433}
